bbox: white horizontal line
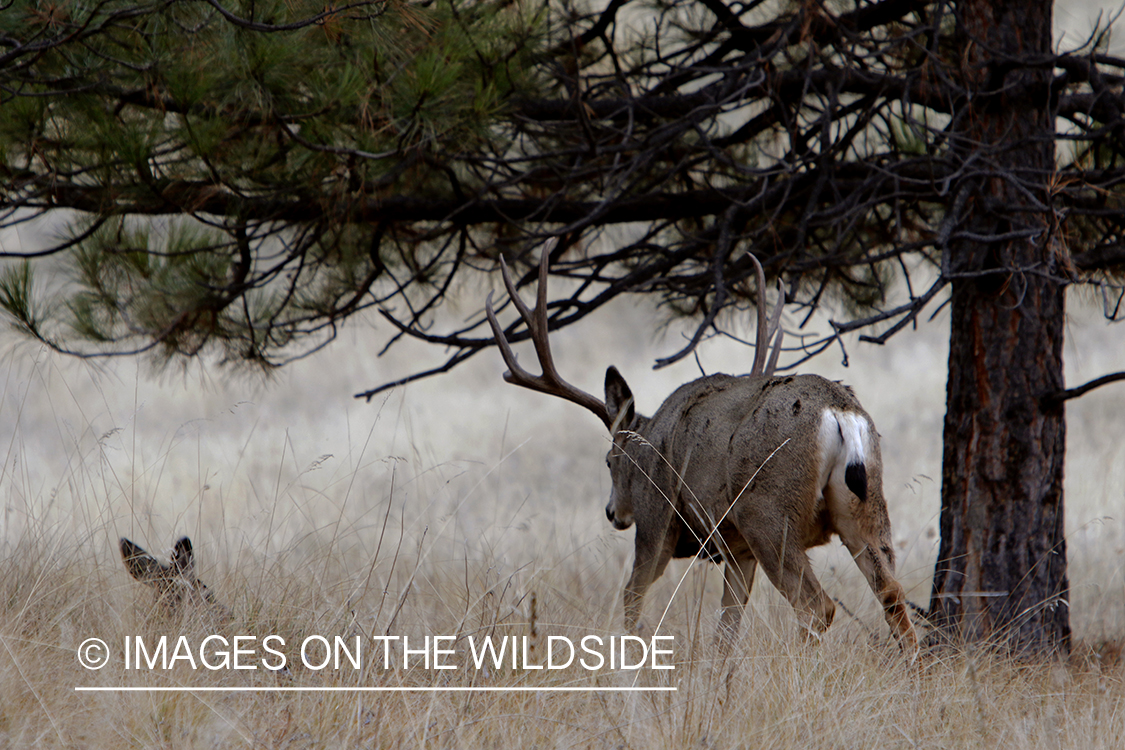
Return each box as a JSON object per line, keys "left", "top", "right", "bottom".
{"left": 75, "top": 686, "right": 676, "bottom": 693}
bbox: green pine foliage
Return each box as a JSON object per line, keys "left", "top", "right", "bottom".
{"left": 1, "top": 0, "right": 544, "bottom": 367}
{"left": 0, "top": 261, "right": 43, "bottom": 340}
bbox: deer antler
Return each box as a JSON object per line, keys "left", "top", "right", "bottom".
{"left": 748, "top": 254, "right": 785, "bottom": 377}
{"left": 485, "top": 242, "right": 613, "bottom": 430}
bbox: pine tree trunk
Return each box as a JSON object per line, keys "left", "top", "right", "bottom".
{"left": 928, "top": 0, "right": 1071, "bottom": 655}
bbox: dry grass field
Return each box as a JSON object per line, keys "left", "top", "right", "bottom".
{"left": 0, "top": 267, "right": 1122, "bottom": 747}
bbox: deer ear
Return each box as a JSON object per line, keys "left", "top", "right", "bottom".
{"left": 120, "top": 537, "right": 160, "bottom": 583}
{"left": 605, "top": 366, "right": 635, "bottom": 432}
{"left": 172, "top": 537, "right": 195, "bottom": 577}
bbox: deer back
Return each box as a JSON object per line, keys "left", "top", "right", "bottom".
{"left": 617, "top": 373, "right": 890, "bottom": 558}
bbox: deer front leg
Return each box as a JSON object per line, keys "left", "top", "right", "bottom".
{"left": 623, "top": 533, "right": 675, "bottom": 633}
{"left": 718, "top": 555, "right": 758, "bottom": 650}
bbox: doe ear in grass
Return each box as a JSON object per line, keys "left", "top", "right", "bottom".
{"left": 119, "top": 536, "right": 226, "bottom": 620}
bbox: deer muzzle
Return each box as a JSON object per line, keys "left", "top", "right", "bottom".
{"left": 605, "top": 494, "right": 634, "bottom": 531}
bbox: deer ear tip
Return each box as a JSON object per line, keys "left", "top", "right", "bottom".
{"left": 605, "top": 366, "right": 631, "bottom": 392}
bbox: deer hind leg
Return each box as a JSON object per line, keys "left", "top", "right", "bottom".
{"left": 743, "top": 527, "right": 835, "bottom": 640}
{"left": 718, "top": 555, "right": 758, "bottom": 648}
{"left": 864, "top": 552, "right": 918, "bottom": 659}
{"left": 826, "top": 487, "right": 920, "bottom": 658}
{"left": 841, "top": 536, "right": 919, "bottom": 658}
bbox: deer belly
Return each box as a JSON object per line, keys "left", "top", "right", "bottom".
{"left": 671, "top": 518, "right": 723, "bottom": 562}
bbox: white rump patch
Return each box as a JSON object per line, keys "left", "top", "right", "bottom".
{"left": 817, "top": 409, "right": 870, "bottom": 497}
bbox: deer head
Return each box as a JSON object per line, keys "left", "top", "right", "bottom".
{"left": 120, "top": 536, "right": 227, "bottom": 621}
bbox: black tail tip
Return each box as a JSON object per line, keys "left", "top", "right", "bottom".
{"left": 845, "top": 462, "right": 868, "bottom": 502}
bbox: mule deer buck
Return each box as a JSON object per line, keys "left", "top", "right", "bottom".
{"left": 485, "top": 245, "right": 919, "bottom": 657}
{"left": 120, "top": 536, "right": 228, "bottom": 621}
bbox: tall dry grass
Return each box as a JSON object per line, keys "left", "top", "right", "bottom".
{"left": 0, "top": 279, "right": 1122, "bottom": 747}
{"left": 3, "top": 474, "right": 1123, "bottom": 749}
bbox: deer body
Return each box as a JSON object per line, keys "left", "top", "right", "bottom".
{"left": 486, "top": 245, "right": 918, "bottom": 657}
{"left": 605, "top": 370, "right": 914, "bottom": 648}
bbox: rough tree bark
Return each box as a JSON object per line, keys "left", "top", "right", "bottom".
{"left": 930, "top": 0, "right": 1071, "bottom": 654}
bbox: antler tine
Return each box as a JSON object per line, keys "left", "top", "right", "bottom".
{"left": 764, "top": 279, "right": 785, "bottom": 376}
{"left": 485, "top": 287, "right": 530, "bottom": 386}
{"left": 527, "top": 242, "right": 558, "bottom": 385}
{"left": 485, "top": 243, "right": 613, "bottom": 430}
{"left": 484, "top": 246, "right": 541, "bottom": 383}
{"left": 749, "top": 254, "right": 770, "bottom": 376}
{"left": 489, "top": 245, "right": 547, "bottom": 384}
